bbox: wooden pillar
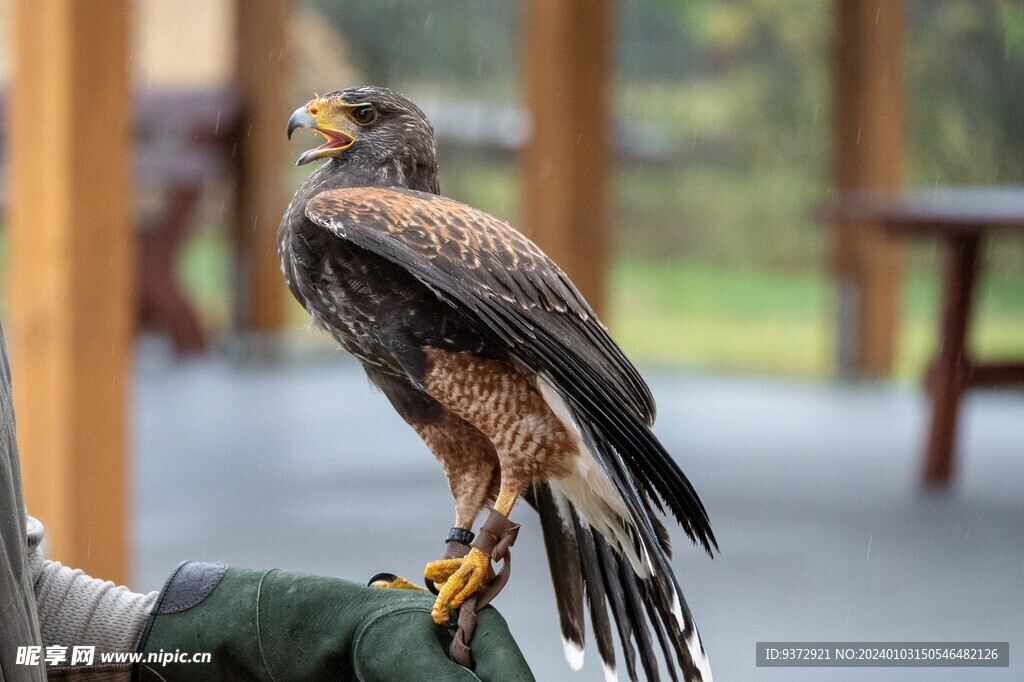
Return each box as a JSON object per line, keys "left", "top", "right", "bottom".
{"left": 522, "top": 0, "right": 611, "bottom": 313}
{"left": 832, "top": 0, "right": 905, "bottom": 377}
{"left": 234, "top": 0, "right": 290, "bottom": 332}
{"left": 8, "top": 0, "right": 132, "bottom": 584}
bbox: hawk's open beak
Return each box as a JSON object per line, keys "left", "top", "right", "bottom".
{"left": 287, "top": 104, "right": 356, "bottom": 166}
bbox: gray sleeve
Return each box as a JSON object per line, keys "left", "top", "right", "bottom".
{"left": 28, "top": 518, "right": 158, "bottom": 654}
{"left": 0, "top": 322, "right": 46, "bottom": 681}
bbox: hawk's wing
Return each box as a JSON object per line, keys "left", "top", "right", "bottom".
{"left": 307, "top": 186, "right": 655, "bottom": 425}
{"left": 304, "top": 186, "right": 713, "bottom": 549}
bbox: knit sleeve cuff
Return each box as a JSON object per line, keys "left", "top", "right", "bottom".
{"left": 34, "top": 558, "right": 158, "bottom": 654}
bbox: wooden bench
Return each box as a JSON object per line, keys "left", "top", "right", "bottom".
{"left": 0, "top": 90, "right": 241, "bottom": 354}
{"left": 829, "top": 189, "right": 1024, "bottom": 485}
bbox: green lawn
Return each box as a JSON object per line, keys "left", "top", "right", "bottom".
{"left": 610, "top": 259, "right": 1024, "bottom": 379}
{"left": 610, "top": 260, "right": 830, "bottom": 377}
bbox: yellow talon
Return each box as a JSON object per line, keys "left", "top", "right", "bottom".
{"left": 431, "top": 548, "right": 492, "bottom": 623}
{"left": 372, "top": 575, "right": 428, "bottom": 592}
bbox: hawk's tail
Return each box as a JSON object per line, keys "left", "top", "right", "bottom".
{"left": 527, "top": 482, "right": 712, "bottom": 682}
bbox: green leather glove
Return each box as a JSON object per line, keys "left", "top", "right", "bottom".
{"left": 135, "top": 562, "right": 533, "bottom": 681}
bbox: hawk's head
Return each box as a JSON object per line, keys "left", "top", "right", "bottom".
{"left": 287, "top": 86, "right": 438, "bottom": 191}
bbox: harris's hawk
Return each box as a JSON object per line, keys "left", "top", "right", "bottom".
{"left": 280, "top": 86, "right": 716, "bottom": 681}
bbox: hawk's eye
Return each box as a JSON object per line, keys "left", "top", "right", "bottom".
{"left": 352, "top": 106, "right": 377, "bottom": 126}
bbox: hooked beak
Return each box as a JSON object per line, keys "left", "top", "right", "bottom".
{"left": 287, "top": 107, "right": 317, "bottom": 140}
{"left": 287, "top": 104, "right": 356, "bottom": 166}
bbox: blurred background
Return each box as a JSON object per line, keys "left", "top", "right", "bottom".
{"left": 0, "top": 1, "right": 1021, "bottom": 680}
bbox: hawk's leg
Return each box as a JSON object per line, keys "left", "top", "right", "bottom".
{"left": 414, "top": 410, "right": 501, "bottom": 532}
{"left": 421, "top": 349, "right": 579, "bottom": 622}
{"left": 369, "top": 372, "right": 500, "bottom": 594}
{"left": 416, "top": 412, "right": 500, "bottom": 595}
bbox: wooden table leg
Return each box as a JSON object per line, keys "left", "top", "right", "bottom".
{"left": 923, "top": 234, "right": 980, "bottom": 484}
{"left": 139, "top": 183, "right": 207, "bottom": 355}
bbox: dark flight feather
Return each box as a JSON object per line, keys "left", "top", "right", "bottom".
{"left": 526, "top": 483, "right": 585, "bottom": 662}
{"left": 572, "top": 512, "right": 618, "bottom": 675}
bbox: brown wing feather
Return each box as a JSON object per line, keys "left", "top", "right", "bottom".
{"left": 305, "top": 186, "right": 657, "bottom": 427}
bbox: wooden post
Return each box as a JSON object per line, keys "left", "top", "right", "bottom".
{"left": 8, "top": 0, "right": 132, "bottom": 584}
{"left": 832, "top": 0, "right": 905, "bottom": 377}
{"left": 234, "top": 0, "right": 290, "bottom": 332}
{"left": 522, "top": 0, "right": 611, "bottom": 313}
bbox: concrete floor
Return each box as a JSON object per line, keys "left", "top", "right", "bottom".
{"left": 132, "top": 344, "right": 1023, "bottom": 681}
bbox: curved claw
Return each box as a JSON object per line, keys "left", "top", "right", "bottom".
{"left": 430, "top": 548, "right": 492, "bottom": 623}
{"left": 369, "top": 573, "right": 428, "bottom": 591}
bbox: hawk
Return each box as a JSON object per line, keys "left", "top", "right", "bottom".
{"left": 281, "top": 86, "right": 716, "bottom": 681}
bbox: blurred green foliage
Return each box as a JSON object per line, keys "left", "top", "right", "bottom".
{"left": 911, "top": 1, "right": 1024, "bottom": 185}
{"left": 308, "top": 0, "right": 518, "bottom": 98}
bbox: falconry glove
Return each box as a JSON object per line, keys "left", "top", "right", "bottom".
{"left": 134, "top": 561, "right": 533, "bottom": 681}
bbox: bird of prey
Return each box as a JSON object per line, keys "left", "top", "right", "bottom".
{"left": 281, "top": 86, "right": 716, "bottom": 681}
